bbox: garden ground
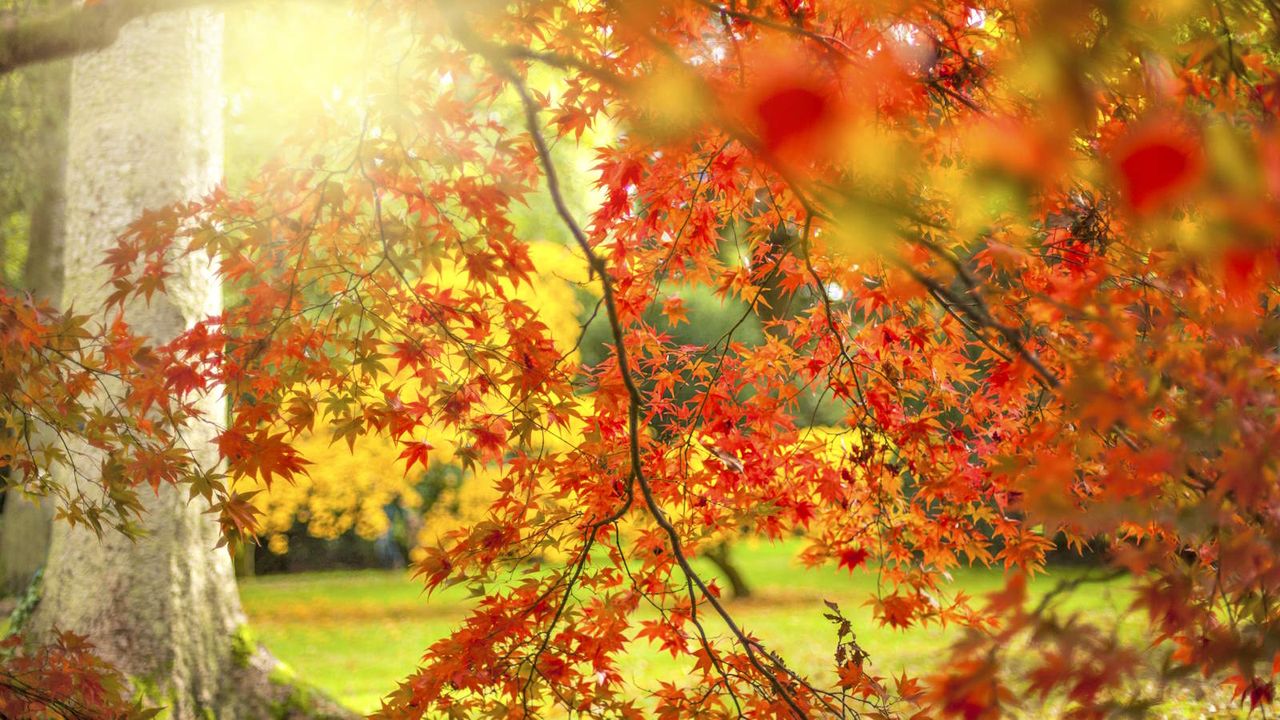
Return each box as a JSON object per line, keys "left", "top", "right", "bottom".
{"left": 238, "top": 539, "right": 1246, "bottom": 717}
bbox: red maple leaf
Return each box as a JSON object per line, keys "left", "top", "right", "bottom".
{"left": 754, "top": 83, "right": 830, "bottom": 152}
{"left": 1115, "top": 122, "right": 1201, "bottom": 213}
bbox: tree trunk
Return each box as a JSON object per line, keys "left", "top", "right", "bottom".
{"left": 0, "top": 48, "right": 69, "bottom": 597}
{"left": 234, "top": 543, "right": 255, "bottom": 578}
{"left": 705, "top": 542, "right": 752, "bottom": 599}
{"left": 21, "top": 11, "right": 351, "bottom": 719}
{"left": 19, "top": 41, "right": 69, "bottom": 305}
{"left": 0, "top": 492, "right": 53, "bottom": 595}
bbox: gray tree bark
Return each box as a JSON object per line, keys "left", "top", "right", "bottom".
{"left": 20, "top": 10, "right": 350, "bottom": 719}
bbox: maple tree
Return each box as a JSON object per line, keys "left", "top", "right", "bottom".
{"left": 2, "top": 0, "right": 1280, "bottom": 717}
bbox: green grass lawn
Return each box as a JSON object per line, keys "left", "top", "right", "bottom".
{"left": 238, "top": 540, "right": 1235, "bottom": 717}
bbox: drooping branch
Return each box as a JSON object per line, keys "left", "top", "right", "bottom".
{"left": 0, "top": 0, "right": 215, "bottom": 75}
{"left": 453, "top": 20, "right": 832, "bottom": 720}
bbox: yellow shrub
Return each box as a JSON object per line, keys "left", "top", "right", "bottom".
{"left": 246, "top": 241, "right": 591, "bottom": 555}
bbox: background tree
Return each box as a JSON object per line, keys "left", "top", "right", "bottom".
{"left": 0, "top": 0, "right": 68, "bottom": 596}
{"left": 11, "top": 8, "right": 349, "bottom": 718}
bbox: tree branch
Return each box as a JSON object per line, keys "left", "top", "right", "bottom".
{"left": 0, "top": 0, "right": 216, "bottom": 76}
{"left": 456, "top": 18, "right": 818, "bottom": 720}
